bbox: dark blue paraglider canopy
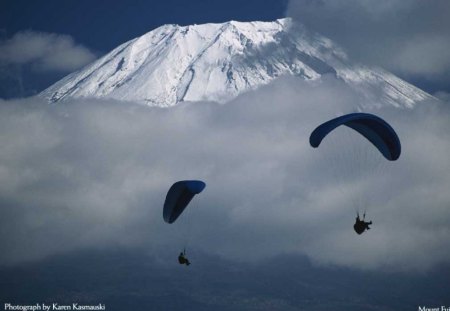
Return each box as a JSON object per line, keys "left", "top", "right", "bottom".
{"left": 163, "top": 180, "right": 206, "bottom": 224}
{"left": 309, "top": 113, "right": 401, "bottom": 161}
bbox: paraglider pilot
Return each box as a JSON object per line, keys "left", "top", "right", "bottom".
{"left": 178, "top": 250, "right": 191, "bottom": 266}
{"left": 353, "top": 212, "right": 372, "bottom": 235}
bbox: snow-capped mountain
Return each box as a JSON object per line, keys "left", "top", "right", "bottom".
{"left": 41, "top": 18, "right": 431, "bottom": 107}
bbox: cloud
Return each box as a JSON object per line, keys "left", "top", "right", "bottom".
{"left": 286, "top": 0, "right": 450, "bottom": 87}
{"left": 0, "top": 31, "right": 96, "bottom": 72}
{"left": 434, "top": 91, "right": 450, "bottom": 102}
{"left": 0, "top": 76, "right": 449, "bottom": 271}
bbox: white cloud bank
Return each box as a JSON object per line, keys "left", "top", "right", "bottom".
{"left": 0, "top": 31, "right": 96, "bottom": 72}
{"left": 0, "top": 76, "right": 449, "bottom": 271}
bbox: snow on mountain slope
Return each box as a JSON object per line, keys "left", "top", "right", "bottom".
{"left": 41, "top": 18, "right": 431, "bottom": 107}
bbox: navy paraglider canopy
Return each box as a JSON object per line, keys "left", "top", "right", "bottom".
{"left": 309, "top": 113, "right": 401, "bottom": 161}
{"left": 163, "top": 180, "right": 206, "bottom": 224}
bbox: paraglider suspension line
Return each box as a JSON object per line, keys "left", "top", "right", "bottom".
{"left": 182, "top": 203, "right": 194, "bottom": 252}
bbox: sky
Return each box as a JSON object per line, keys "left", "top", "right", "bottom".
{"left": 1, "top": 1, "right": 450, "bottom": 310}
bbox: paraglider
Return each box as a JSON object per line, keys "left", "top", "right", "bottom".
{"left": 310, "top": 113, "right": 401, "bottom": 234}
{"left": 163, "top": 180, "right": 206, "bottom": 265}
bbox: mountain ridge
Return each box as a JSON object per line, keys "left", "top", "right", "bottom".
{"left": 41, "top": 18, "right": 432, "bottom": 107}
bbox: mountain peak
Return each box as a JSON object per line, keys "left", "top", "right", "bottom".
{"left": 41, "top": 18, "right": 431, "bottom": 107}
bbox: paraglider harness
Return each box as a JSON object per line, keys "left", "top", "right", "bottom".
{"left": 353, "top": 212, "right": 372, "bottom": 235}
{"left": 178, "top": 249, "right": 191, "bottom": 266}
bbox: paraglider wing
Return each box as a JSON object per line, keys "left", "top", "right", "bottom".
{"left": 163, "top": 180, "right": 206, "bottom": 224}
{"left": 309, "top": 113, "right": 401, "bottom": 161}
